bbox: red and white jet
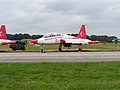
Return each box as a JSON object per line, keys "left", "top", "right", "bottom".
{"left": 0, "top": 25, "right": 16, "bottom": 45}
{"left": 31, "top": 25, "right": 99, "bottom": 52}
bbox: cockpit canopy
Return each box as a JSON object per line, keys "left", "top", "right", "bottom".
{"left": 43, "top": 32, "right": 74, "bottom": 39}
{"left": 43, "top": 33, "right": 62, "bottom": 38}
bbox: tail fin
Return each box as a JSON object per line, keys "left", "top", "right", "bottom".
{"left": 0, "top": 25, "right": 7, "bottom": 39}
{"left": 76, "top": 25, "right": 87, "bottom": 39}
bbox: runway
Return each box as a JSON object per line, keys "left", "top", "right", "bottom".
{"left": 0, "top": 52, "right": 120, "bottom": 63}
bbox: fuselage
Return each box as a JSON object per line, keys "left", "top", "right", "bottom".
{"left": 34, "top": 32, "right": 93, "bottom": 45}
{"left": 37, "top": 33, "right": 72, "bottom": 44}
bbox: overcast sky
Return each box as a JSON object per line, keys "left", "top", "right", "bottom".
{"left": 0, "top": 0, "right": 120, "bottom": 38}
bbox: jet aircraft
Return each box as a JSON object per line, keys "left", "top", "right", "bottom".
{"left": 31, "top": 25, "right": 99, "bottom": 52}
{"left": 0, "top": 25, "right": 16, "bottom": 45}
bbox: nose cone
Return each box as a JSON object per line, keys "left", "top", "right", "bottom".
{"left": 30, "top": 40, "right": 38, "bottom": 44}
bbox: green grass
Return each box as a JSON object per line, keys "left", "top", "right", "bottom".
{"left": 0, "top": 43, "right": 120, "bottom": 52}
{"left": 83, "top": 43, "right": 120, "bottom": 51}
{"left": 26, "top": 43, "right": 120, "bottom": 52}
{"left": 0, "top": 45, "right": 12, "bottom": 51}
{"left": 1, "top": 62, "right": 120, "bottom": 90}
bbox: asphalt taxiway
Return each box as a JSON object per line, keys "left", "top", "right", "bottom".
{"left": 0, "top": 52, "right": 120, "bottom": 63}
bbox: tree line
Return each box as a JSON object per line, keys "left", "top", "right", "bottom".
{"left": 7, "top": 34, "right": 43, "bottom": 40}
{"left": 7, "top": 33, "right": 118, "bottom": 43}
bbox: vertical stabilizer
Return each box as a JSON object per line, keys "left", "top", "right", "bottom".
{"left": 0, "top": 25, "right": 7, "bottom": 39}
{"left": 77, "top": 25, "right": 87, "bottom": 39}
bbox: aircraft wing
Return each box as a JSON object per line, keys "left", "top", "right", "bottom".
{"left": 61, "top": 39, "right": 99, "bottom": 44}
{"left": 0, "top": 40, "right": 16, "bottom": 45}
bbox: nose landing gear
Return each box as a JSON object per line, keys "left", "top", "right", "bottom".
{"left": 41, "top": 49, "right": 45, "bottom": 53}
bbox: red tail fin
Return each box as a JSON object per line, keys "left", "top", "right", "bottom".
{"left": 0, "top": 25, "right": 7, "bottom": 39}
{"left": 77, "top": 25, "right": 87, "bottom": 39}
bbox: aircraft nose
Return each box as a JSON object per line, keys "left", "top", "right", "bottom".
{"left": 30, "top": 40, "right": 38, "bottom": 44}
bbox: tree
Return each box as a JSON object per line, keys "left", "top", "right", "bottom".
{"left": 7, "top": 33, "right": 118, "bottom": 43}
{"left": 89, "top": 35, "right": 118, "bottom": 43}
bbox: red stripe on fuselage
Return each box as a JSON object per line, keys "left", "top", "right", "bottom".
{"left": 44, "top": 35, "right": 63, "bottom": 40}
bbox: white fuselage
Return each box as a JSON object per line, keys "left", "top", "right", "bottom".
{"left": 36, "top": 32, "right": 91, "bottom": 45}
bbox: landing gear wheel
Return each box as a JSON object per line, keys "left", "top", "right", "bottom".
{"left": 78, "top": 48, "right": 82, "bottom": 52}
{"left": 58, "top": 44, "right": 62, "bottom": 52}
{"left": 58, "top": 48, "right": 62, "bottom": 52}
{"left": 41, "top": 49, "right": 45, "bottom": 53}
{"left": 78, "top": 44, "right": 82, "bottom": 52}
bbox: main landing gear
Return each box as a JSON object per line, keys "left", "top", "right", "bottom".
{"left": 58, "top": 44, "right": 62, "bottom": 52}
{"left": 78, "top": 43, "right": 82, "bottom": 52}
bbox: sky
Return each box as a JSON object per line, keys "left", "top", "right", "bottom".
{"left": 0, "top": 0, "right": 120, "bottom": 38}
